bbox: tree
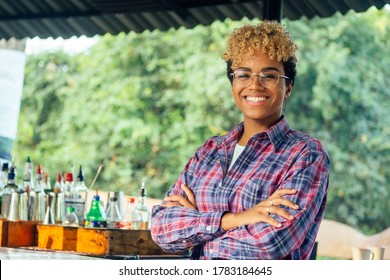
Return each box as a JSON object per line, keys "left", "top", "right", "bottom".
{"left": 13, "top": 8, "right": 389, "bottom": 233}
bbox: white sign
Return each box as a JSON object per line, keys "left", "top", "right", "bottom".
{"left": 0, "top": 49, "right": 26, "bottom": 139}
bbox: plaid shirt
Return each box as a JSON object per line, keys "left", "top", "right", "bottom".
{"left": 151, "top": 116, "right": 330, "bottom": 260}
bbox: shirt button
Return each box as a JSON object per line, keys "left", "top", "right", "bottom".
{"left": 210, "top": 249, "right": 214, "bottom": 254}
{"left": 206, "top": 226, "right": 211, "bottom": 231}
{"left": 218, "top": 182, "right": 222, "bottom": 187}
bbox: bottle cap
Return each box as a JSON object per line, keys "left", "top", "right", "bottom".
{"left": 37, "top": 163, "right": 42, "bottom": 174}
{"left": 65, "top": 172, "right": 73, "bottom": 182}
{"left": 57, "top": 171, "right": 62, "bottom": 182}
{"left": 7, "top": 167, "right": 16, "bottom": 180}
{"left": 66, "top": 206, "right": 75, "bottom": 213}
{"left": 128, "top": 197, "right": 135, "bottom": 203}
{"left": 93, "top": 195, "right": 100, "bottom": 201}
{"left": 77, "top": 165, "right": 84, "bottom": 181}
{"left": 2, "top": 162, "right": 9, "bottom": 171}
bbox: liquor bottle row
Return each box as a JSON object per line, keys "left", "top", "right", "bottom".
{"left": 0, "top": 157, "right": 151, "bottom": 230}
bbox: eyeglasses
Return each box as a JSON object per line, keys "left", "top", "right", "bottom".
{"left": 230, "top": 69, "right": 290, "bottom": 88}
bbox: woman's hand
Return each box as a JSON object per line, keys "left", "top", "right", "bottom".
{"left": 221, "top": 188, "right": 299, "bottom": 231}
{"left": 162, "top": 183, "right": 198, "bottom": 210}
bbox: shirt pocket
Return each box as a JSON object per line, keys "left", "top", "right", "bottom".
{"left": 238, "top": 177, "right": 277, "bottom": 211}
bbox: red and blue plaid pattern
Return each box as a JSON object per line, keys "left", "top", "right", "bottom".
{"left": 151, "top": 116, "right": 330, "bottom": 260}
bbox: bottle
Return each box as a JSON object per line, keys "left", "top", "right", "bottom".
{"left": 0, "top": 162, "right": 9, "bottom": 188}
{"left": 74, "top": 166, "right": 88, "bottom": 226}
{"left": 85, "top": 190, "right": 107, "bottom": 228}
{"left": 119, "top": 197, "right": 135, "bottom": 230}
{"left": 34, "top": 164, "right": 46, "bottom": 221}
{"left": 21, "top": 156, "right": 35, "bottom": 192}
{"left": 1, "top": 166, "right": 19, "bottom": 219}
{"left": 53, "top": 171, "right": 64, "bottom": 193}
{"left": 63, "top": 172, "right": 75, "bottom": 222}
{"left": 131, "top": 178, "right": 150, "bottom": 230}
{"left": 106, "top": 195, "right": 122, "bottom": 229}
{"left": 43, "top": 171, "right": 51, "bottom": 192}
{"left": 53, "top": 171, "right": 64, "bottom": 223}
{"left": 10, "top": 157, "right": 17, "bottom": 182}
{"left": 43, "top": 192, "right": 55, "bottom": 225}
{"left": 62, "top": 206, "right": 79, "bottom": 227}
{"left": 34, "top": 164, "right": 44, "bottom": 192}
{"left": 0, "top": 162, "right": 9, "bottom": 217}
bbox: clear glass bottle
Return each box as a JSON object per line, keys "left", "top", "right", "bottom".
{"left": 1, "top": 162, "right": 9, "bottom": 188}
{"left": 43, "top": 171, "right": 51, "bottom": 192}
{"left": 21, "top": 156, "right": 35, "bottom": 192}
{"left": 85, "top": 190, "right": 107, "bottom": 228}
{"left": 34, "top": 164, "right": 46, "bottom": 221}
{"left": 63, "top": 172, "right": 75, "bottom": 222}
{"left": 0, "top": 162, "right": 9, "bottom": 217}
{"left": 106, "top": 196, "right": 122, "bottom": 229}
{"left": 131, "top": 179, "right": 150, "bottom": 230}
{"left": 53, "top": 171, "right": 64, "bottom": 223}
{"left": 34, "top": 164, "right": 44, "bottom": 192}
{"left": 63, "top": 206, "right": 79, "bottom": 227}
{"left": 74, "top": 166, "right": 88, "bottom": 226}
{"left": 119, "top": 197, "right": 135, "bottom": 230}
{"left": 1, "top": 166, "right": 19, "bottom": 219}
{"left": 53, "top": 171, "right": 64, "bottom": 193}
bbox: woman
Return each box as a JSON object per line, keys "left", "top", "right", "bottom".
{"left": 151, "top": 21, "right": 330, "bottom": 260}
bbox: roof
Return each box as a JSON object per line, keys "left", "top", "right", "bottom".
{"left": 0, "top": 0, "right": 388, "bottom": 39}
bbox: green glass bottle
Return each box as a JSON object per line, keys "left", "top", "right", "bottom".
{"left": 84, "top": 190, "right": 107, "bottom": 228}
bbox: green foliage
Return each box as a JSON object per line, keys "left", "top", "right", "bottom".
{"left": 286, "top": 8, "right": 390, "bottom": 234}
{"left": 13, "top": 8, "right": 390, "bottom": 234}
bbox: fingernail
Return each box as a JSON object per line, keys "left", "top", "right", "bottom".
{"left": 289, "top": 215, "right": 294, "bottom": 220}
{"left": 277, "top": 223, "right": 282, "bottom": 227}
{"left": 294, "top": 204, "right": 299, "bottom": 209}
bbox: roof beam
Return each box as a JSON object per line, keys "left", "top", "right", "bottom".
{"left": 263, "top": 0, "right": 283, "bottom": 21}
{"left": 162, "top": 0, "right": 196, "bottom": 26}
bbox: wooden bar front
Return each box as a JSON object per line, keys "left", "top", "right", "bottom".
{"left": 0, "top": 220, "right": 38, "bottom": 247}
{"left": 37, "top": 224, "right": 184, "bottom": 257}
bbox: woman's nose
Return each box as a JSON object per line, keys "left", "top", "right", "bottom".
{"left": 248, "top": 74, "right": 265, "bottom": 89}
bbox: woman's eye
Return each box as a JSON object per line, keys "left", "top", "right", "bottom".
{"left": 237, "top": 72, "right": 251, "bottom": 78}
{"left": 261, "top": 73, "right": 278, "bottom": 79}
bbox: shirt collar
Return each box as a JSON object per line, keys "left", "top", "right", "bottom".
{"left": 216, "top": 116, "right": 290, "bottom": 150}
{"left": 265, "top": 115, "right": 290, "bottom": 150}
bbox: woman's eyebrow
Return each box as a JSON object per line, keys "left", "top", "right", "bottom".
{"left": 235, "top": 66, "right": 281, "bottom": 72}
{"left": 261, "top": 67, "right": 280, "bottom": 72}
{"left": 236, "top": 67, "right": 251, "bottom": 71}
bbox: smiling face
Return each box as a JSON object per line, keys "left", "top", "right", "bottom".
{"left": 232, "top": 51, "right": 292, "bottom": 130}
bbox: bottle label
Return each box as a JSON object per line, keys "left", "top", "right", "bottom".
{"left": 64, "top": 198, "right": 85, "bottom": 224}
{"left": 118, "top": 221, "right": 131, "bottom": 230}
{"left": 85, "top": 220, "right": 107, "bottom": 228}
{"left": 107, "top": 221, "right": 121, "bottom": 229}
{"left": 132, "top": 221, "right": 149, "bottom": 230}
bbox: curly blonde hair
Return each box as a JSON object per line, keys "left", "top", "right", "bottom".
{"left": 223, "top": 21, "right": 298, "bottom": 84}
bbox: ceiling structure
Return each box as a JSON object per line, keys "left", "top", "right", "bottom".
{"left": 0, "top": 0, "right": 388, "bottom": 39}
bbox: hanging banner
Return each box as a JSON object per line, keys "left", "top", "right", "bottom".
{"left": 0, "top": 49, "right": 26, "bottom": 160}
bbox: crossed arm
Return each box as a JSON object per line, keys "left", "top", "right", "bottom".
{"left": 163, "top": 184, "right": 299, "bottom": 230}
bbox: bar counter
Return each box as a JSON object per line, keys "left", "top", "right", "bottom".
{"left": 0, "top": 246, "right": 102, "bottom": 260}
{"left": 0, "top": 246, "right": 190, "bottom": 260}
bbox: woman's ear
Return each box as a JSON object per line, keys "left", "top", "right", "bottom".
{"left": 284, "top": 84, "right": 292, "bottom": 100}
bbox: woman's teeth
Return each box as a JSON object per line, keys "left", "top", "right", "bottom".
{"left": 246, "top": 96, "right": 267, "bottom": 102}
